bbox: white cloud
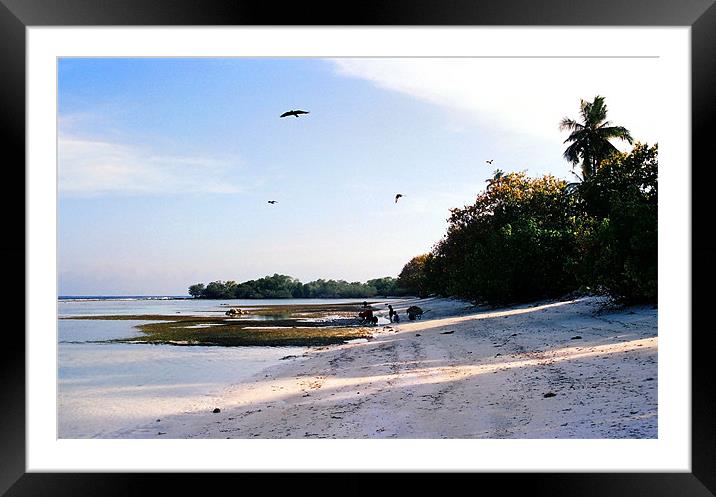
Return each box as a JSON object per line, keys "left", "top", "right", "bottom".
{"left": 333, "top": 58, "right": 660, "bottom": 147}
{"left": 59, "top": 135, "right": 245, "bottom": 196}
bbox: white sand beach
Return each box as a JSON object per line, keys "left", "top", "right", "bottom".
{"left": 114, "top": 295, "right": 657, "bottom": 439}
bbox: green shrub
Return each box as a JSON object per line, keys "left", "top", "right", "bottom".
{"left": 427, "top": 172, "right": 580, "bottom": 304}
{"left": 576, "top": 144, "right": 658, "bottom": 303}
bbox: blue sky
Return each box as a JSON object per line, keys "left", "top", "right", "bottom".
{"left": 58, "top": 57, "right": 659, "bottom": 295}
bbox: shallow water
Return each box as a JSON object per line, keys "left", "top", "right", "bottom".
{"left": 58, "top": 297, "right": 373, "bottom": 318}
{"left": 58, "top": 298, "right": 372, "bottom": 438}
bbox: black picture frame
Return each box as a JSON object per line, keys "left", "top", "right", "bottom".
{"left": 2, "top": 0, "right": 715, "bottom": 495}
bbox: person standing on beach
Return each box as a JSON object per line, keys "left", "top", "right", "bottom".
{"left": 388, "top": 305, "right": 395, "bottom": 323}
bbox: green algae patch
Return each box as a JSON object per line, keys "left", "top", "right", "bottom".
{"left": 120, "top": 320, "right": 372, "bottom": 346}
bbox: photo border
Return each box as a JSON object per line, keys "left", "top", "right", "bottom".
{"left": 3, "top": 0, "right": 715, "bottom": 495}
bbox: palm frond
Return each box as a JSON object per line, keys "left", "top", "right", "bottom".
{"left": 579, "top": 99, "right": 591, "bottom": 122}
{"left": 562, "top": 142, "right": 582, "bottom": 164}
{"left": 559, "top": 118, "right": 582, "bottom": 132}
{"left": 588, "top": 95, "right": 608, "bottom": 123}
{"left": 599, "top": 125, "right": 633, "bottom": 143}
{"left": 565, "top": 128, "right": 587, "bottom": 144}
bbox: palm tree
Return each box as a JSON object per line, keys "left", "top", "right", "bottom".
{"left": 560, "top": 95, "right": 633, "bottom": 180}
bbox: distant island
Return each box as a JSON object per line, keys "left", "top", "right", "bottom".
{"left": 188, "top": 274, "right": 411, "bottom": 299}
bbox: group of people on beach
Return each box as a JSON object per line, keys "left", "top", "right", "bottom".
{"left": 387, "top": 305, "right": 400, "bottom": 323}
{"left": 358, "top": 302, "right": 424, "bottom": 325}
{"left": 358, "top": 302, "right": 401, "bottom": 324}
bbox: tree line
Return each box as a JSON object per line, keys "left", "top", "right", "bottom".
{"left": 189, "top": 274, "right": 409, "bottom": 299}
{"left": 397, "top": 96, "right": 657, "bottom": 305}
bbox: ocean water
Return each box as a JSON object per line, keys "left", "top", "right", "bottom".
{"left": 58, "top": 296, "right": 370, "bottom": 317}
{"left": 58, "top": 297, "right": 369, "bottom": 438}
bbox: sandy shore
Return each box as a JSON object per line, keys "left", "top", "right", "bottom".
{"left": 119, "top": 296, "right": 657, "bottom": 439}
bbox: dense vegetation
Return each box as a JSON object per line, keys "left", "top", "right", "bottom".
{"left": 417, "top": 172, "right": 582, "bottom": 303}
{"left": 397, "top": 96, "right": 657, "bottom": 305}
{"left": 189, "top": 274, "right": 408, "bottom": 299}
{"left": 397, "top": 254, "right": 432, "bottom": 298}
{"left": 573, "top": 143, "right": 658, "bottom": 302}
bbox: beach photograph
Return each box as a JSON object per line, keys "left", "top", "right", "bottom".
{"left": 58, "top": 56, "right": 658, "bottom": 440}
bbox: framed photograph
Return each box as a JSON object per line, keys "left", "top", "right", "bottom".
{"left": 4, "top": 0, "right": 715, "bottom": 495}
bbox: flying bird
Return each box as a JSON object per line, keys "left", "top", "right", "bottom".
{"left": 267, "top": 200, "right": 278, "bottom": 204}
{"left": 486, "top": 159, "right": 494, "bottom": 164}
{"left": 280, "top": 110, "right": 310, "bottom": 118}
{"left": 395, "top": 194, "right": 404, "bottom": 203}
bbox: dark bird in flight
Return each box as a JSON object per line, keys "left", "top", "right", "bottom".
{"left": 395, "top": 194, "right": 404, "bottom": 203}
{"left": 267, "top": 200, "right": 278, "bottom": 204}
{"left": 280, "top": 110, "right": 310, "bottom": 118}
{"left": 486, "top": 159, "right": 494, "bottom": 164}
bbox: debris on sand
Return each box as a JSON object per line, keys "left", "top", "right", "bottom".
{"left": 571, "top": 336, "right": 583, "bottom": 340}
{"left": 440, "top": 330, "right": 455, "bottom": 335}
{"left": 543, "top": 392, "right": 557, "bottom": 398}
{"left": 212, "top": 408, "right": 221, "bottom": 413}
